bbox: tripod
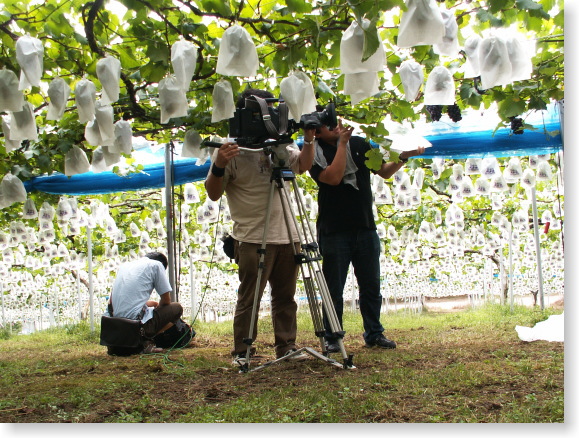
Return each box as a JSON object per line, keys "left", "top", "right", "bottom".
{"left": 238, "top": 143, "right": 355, "bottom": 373}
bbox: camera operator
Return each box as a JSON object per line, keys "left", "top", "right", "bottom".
{"left": 309, "top": 117, "right": 424, "bottom": 353}
{"left": 204, "top": 88, "right": 316, "bottom": 366}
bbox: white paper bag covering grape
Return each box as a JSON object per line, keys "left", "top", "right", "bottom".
{"left": 94, "top": 101, "right": 115, "bottom": 145}
{"left": 0, "top": 69, "right": 25, "bottom": 112}
{"left": 90, "top": 146, "right": 108, "bottom": 173}
{"left": 182, "top": 129, "right": 209, "bottom": 165}
{"left": 22, "top": 198, "right": 38, "bottom": 219}
{"left": 279, "top": 71, "right": 317, "bottom": 121}
{"left": 46, "top": 77, "right": 71, "bottom": 121}
{"left": 0, "top": 173, "right": 28, "bottom": 206}
{"left": 64, "top": 145, "right": 91, "bottom": 176}
{"left": 398, "top": 60, "right": 423, "bottom": 102}
{"left": 102, "top": 145, "right": 121, "bottom": 166}
{"left": 159, "top": 75, "right": 189, "bottom": 124}
{"left": 433, "top": 8, "right": 460, "bottom": 57}
{"left": 463, "top": 35, "right": 482, "bottom": 78}
{"left": 171, "top": 40, "right": 198, "bottom": 91}
{"left": 75, "top": 78, "right": 97, "bottom": 124}
{"left": 397, "top": 0, "right": 445, "bottom": 48}
{"left": 340, "top": 19, "right": 385, "bottom": 74}
{"left": 9, "top": 102, "right": 38, "bottom": 141}
{"left": 211, "top": 80, "right": 235, "bottom": 123}
{"left": 215, "top": 25, "right": 259, "bottom": 77}
{"left": 15, "top": 35, "right": 44, "bottom": 90}
{"left": 423, "top": 66, "right": 455, "bottom": 105}
{"left": 506, "top": 34, "right": 533, "bottom": 82}
{"left": 113, "top": 120, "right": 133, "bottom": 154}
{"left": 479, "top": 35, "right": 512, "bottom": 89}
{"left": 344, "top": 71, "right": 379, "bottom": 105}
{"left": 96, "top": 56, "right": 122, "bottom": 104}
{"left": 1, "top": 117, "right": 22, "bottom": 152}
{"left": 85, "top": 118, "right": 104, "bottom": 147}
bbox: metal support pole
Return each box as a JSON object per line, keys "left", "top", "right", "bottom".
{"left": 87, "top": 226, "right": 94, "bottom": 332}
{"left": 508, "top": 224, "right": 514, "bottom": 311}
{"left": 531, "top": 188, "right": 545, "bottom": 310}
{"left": 165, "top": 143, "right": 176, "bottom": 300}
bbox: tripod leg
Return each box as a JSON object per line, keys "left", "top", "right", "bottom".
{"left": 241, "top": 181, "right": 277, "bottom": 372}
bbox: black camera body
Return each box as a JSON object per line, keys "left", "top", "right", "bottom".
{"left": 227, "top": 97, "right": 336, "bottom": 149}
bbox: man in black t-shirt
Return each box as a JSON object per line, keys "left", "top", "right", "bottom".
{"left": 309, "top": 120, "right": 424, "bottom": 352}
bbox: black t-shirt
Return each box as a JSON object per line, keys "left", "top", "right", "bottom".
{"left": 309, "top": 136, "right": 376, "bottom": 235}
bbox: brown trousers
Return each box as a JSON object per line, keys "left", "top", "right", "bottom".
{"left": 143, "top": 302, "right": 183, "bottom": 338}
{"left": 232, "top": 241, "right": 299, "bottom": 358}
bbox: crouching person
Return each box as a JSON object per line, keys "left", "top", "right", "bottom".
{"left": 102, "top": 251, "right": 183, "bottom": 355}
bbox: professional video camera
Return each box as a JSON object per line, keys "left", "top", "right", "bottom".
{"left": 209, "top": 95, "right": 337, "bottom": 149}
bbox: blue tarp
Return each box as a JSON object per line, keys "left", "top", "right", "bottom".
{"left": 23, "top": 105, "right": 563, "bottom": 196}
{"left": 24, "top": 158, "right": 211, "bottom": 196}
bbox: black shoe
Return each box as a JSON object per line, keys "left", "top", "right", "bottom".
{"left": 325, "top": 341, "right": 340, "bottom": 354}
{"left": 365, "top": 334, "right": 396, "bottom": 349}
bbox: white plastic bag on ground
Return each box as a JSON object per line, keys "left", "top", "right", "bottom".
{"left": 16, "top": 35, "right": 44, "bottom": 89}
{"left": 96, "top": 56, "right": 121, "bottom": 104}
{"left": 75, "top": 78, "right": 97, "bottom": 123}
{"left": 65, "top": 145, "right": 91, "bottom": 176}
{"left": 423, "top": 66, "right": 455, "bottom": 105}
{"left": 479, "top": 35, "right": 512, "bottom": 89}
{"left": 215, "top": 25, "right": 259, "bottom": 77}
{"left": 279, "top": 71, "right": 317, "bottom": 121}
{"left": 47, "top": 77, "right": 71, "bottom": 121}
{"left": 1, "top": 117, "right": 22, "bottom": 152}
{"left": 159, "top": 75, "right": 189, "bottom": 124}
{"left": 344, "top": 72, "right": 379, "bottom": 105}
{"left": 340, "top": 19, "right": 385, "bottom": 74}
{"left": 9, "top": 102, "right": 38, "bottom": 141}
{"left": 211, "top": 80, "right": 235, "bottom": 123}
{"left": 516, "top": 313, "right": 564, "bottom": 342}
{"left": 433, "top": 8, "right": 460, "bottom": 57}
{"left": 398, "top": 60, "right": 423, "bottom": 101}
{"left": 1, "top": 173, "right": 28, "bottom": 205}
{"left": 0, "top": 68, "right": 25, "bottom": 112}
{"left": 463, "top": 35, "right": 482, "bottom": 78}
{"left": 397, "top": 0, "right": 445, "bottom": 48}
{"left": 171, "top": 40, "right": 198, "bottom": 91}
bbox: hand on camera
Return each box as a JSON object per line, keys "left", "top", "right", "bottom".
{"left": 215, "top": 142, "right": 239, "bottom": 167}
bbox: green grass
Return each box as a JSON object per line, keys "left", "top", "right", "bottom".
{"left": 0, "top": 304, "right": 564, "bottom": 423}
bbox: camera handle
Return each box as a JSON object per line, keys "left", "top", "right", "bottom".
{"left": 239, "top": 164, "right": 355, "bottom": 373}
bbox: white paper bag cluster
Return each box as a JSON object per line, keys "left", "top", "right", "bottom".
{"left": 423, "top": 66, "right": 455, "bottom": 105}
{"left": 463, "top": 30, "right": 533, "bottom": 89}
{"left": 340, "top": 19, "right": 385, "bottom": 105}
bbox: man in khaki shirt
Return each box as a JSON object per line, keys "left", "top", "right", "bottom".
{"left": 205, "top": 88, "right": 316, "bottom": 366}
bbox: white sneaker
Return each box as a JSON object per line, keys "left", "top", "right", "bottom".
{"left": 232, "top": 354, "right": 247, "bottom": 367}
{"left": 282, "top": 349, "right": 308, "bottom": 361}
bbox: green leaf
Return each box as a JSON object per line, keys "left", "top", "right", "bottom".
{"left": 285, "top": 0, "right": 312, "bottom": 14}
{"left": 364, "top": 148, "right": 383, "bottom": 171}
{"left": 498, "top": 97, "right": 527, "bottom": 118}
{"left": 362, "top": 22, "right": 381, "bottom": 63}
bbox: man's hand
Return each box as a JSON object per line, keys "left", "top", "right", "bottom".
{"left": 214, "top": 141, "right": 239, "bottom": 168}
{"left": 400, "top": 146, "right": 425, "bottom": 160}
{"left": 335, "top": 119, "right": 354, "bottom": 146}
